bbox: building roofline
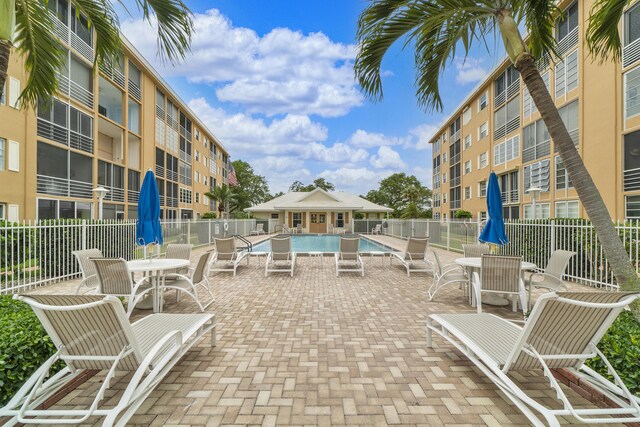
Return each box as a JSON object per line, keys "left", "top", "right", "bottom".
{"left": 121, "top": 35, "right": 230, "bottom": 157}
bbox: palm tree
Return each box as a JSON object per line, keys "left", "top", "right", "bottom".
{"left": 0, "top": 0, "right": 193, "bottom": 109}
{"left": 355, "top": 0, "right": 640, "bottom": 291}
{"left": 401, "top": 202, "right": 421, "bottom": 219}
{"left": 205, "top": 185, "right": 237, "bottom": 219}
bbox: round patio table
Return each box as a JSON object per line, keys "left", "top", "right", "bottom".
{"left": 455, "top": 257, "right": 536, "bottom": 307}
{"left": 128, "top": 258, "right": 190, "bottom": 313}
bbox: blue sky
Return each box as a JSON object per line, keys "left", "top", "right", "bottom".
{"left": 121, "top": 1, "right": 504, "bottom": 194}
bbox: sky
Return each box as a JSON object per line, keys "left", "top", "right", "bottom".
{"left": 120, "top": 0, "right": 505, "bottom": 195}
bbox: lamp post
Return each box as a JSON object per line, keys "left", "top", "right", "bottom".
{"left": 526, "top": 187, "right": 542, "bottom": 219}
{"left": 92, "top": 187, "right": 109, "bottom": 220}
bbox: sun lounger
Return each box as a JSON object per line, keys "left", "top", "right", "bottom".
{"left": 427, "top": 291, "right": 640, "bottom": 426}
{"left": 335, "top": 237, "right": 364, "bottom": 276}
{"left": 209, "top": 237, "right": 250, "bottom": 276}
{"left": 390, "top": 237, "right": 433, "bottom": 276}
{"left": 265, "top": 236, "right": 296, "bottom": 277}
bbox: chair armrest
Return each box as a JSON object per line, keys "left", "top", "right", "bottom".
{"left": 441, "top": 263, "right": 466, "bottom": 275}
{"left": 528, "top": 272, "right": 566, "bottom": 291}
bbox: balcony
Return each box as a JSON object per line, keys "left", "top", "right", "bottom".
{"left": 99, "top": 62, "right": 126, "bottom": 88}
{"left": 557, "top": 27, "right": 579, "bottom": 58}
{"left": 103, "top": 185, "right": 125, "bottom": 202}
{"left": 37, "top": 175, "right": 93, "bottom": 199}
{"left": 624, "top": 167, "right": 640, "bottom": 191}
{"left": 155, "top": 105, "right": 165, "bottom": 120}
{"left": 128, "top": 80, "right": 141, "bottom": 101}
{"left": 37, "top": 118, "right": 93, "bottom": 154}
{"left": 450, "top": 177, "right": 461, "bottom": 188}
{"left": 127, "top": 189, "right": 140, "bottom": 204}
{"left": 166, "top": 169, "right": 178, "bottom": 182}
{"left": 450, "top": 129, "right": 460, "bottom": 142}
{"left": 502, "top": 190, "right": 520, "bottom": 204}
{"left": 167, "top": 196, "right": 178, "bottom": 207}
{"left": 155, "top": 165, "right": 165, "bottom": 178}
{"left": 49, "top": 12, "right": 93, "bottom": 63}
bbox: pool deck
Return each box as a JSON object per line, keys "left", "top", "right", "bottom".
{"left": 15, "top": 233, "right": 621, "bottom": 426}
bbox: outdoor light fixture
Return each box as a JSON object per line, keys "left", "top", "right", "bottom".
{"left": 92, "top": 186, "right": 109, "bottom": 220}
{"left": 526, "top": 187, "right": 542, "bottom": 219}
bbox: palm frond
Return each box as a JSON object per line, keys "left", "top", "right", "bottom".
{"left": 125, "top": 0, "right": 193, "bottom": 64}
{"left": 13, "top": 0, "right": 65, "bottom": 109}
{"left": 70, "top": 0, "right": 121, "bottom": 66}
{"left": 586, "top": 0, "right": 628, "bottom": 62}
{"left": 516, "top": 0, "right": 559, "bottom": 59}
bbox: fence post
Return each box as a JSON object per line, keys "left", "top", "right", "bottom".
{"left": 446, "top": 220, "right": 451, "bottom": 251}
{"left": 550, "top": 219, "right": 556, "bottom": 253}
{"left": 208, "top": 220, "right": 212, "bottom": 245}
{"left": 411, "top": 219, "right": 415, "bottom": 237}
{"left": 187, "top": 220, "right": 191, "bottom": 244}
{"left": 81, "top": 219, "right": 87, "bottom": 250}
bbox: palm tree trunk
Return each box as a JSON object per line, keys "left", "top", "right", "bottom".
{"left": 516, "top": 53, "right": 640, "bottom": 291}
{"left": 0, "top": 0, "right": 15, "bottom": 95}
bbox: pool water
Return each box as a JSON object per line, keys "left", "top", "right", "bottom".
{"left": 252, "top": 235, "right": 391, "bottom": 253}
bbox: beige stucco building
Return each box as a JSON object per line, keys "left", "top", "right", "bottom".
{"left": 0, "top": 2, "right": 230, "bottom": 222}
{"left": 246, "top": 189, "right": 393, "bottom": 233}
{"left": 430, "top": 0, "right": 640, "bottom": 221}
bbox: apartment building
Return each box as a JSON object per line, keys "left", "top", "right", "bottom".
{"left": 0, "top": 1, "right": 230, "bottom": 222}
{"left": 430, "top": 0, "right": 640, "bottom": 221}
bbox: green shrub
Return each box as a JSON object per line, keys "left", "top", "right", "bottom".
{"left": 201, "top": 212, "right": 217, "bottom": 219}
{"left": 588, "top": 310, "right": 640, "bottom": 395}
{"left": 454, "top": 210, "right": 473, "bottom": 219}
{"left": 0, "top": 296, "right": 63, "bottom": 405}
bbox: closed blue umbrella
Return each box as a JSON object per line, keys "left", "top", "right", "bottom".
{"left": 479, "top": 172, "right": 509, "bottom": 245}
{"left": 136, "top": 169, "right": 163, "bottom": 254}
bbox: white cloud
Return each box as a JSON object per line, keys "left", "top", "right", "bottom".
{"left": 411, "top": 166, "right": 433, "bottom": 187}
{"left": 346, "top": 129, "right": 411, "bottom": 149}
{"left": 455, "top": 58, "right": 488, "bottom": 85}
{"left": 122, "top": 9, "right": 362, "bottom": 117}
{"left": 370, "top": 146, "right": 407, "bottom": 169}
{"left": 409, "top": 123, "right": 440, "bottom": 150}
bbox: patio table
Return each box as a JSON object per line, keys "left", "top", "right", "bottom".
{"left": 455, "top": 257, "right": 536, "bottom": 307}
{"left": 127, "top": 258, "right": 190, "bottom": 313}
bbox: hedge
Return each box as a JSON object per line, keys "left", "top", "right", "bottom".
{"left": 0, "top": 295, "right": 63, "bottom": 405}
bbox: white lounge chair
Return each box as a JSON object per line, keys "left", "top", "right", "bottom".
{"left": 250, "top": 223, "right": 266, "bottom": 236}
{"left": 327, "top": 223, "right": 334, "bottom": 234}
{"left": 335, "top": 237, "right": 364, "bottom": 277}
{"left": 72, "top": 248, "right": 103, "bottom": 294}
{"left": 371, "top": 224, "right": 382, "bottom": 235}
{"left": 427, "top": 250, "right": 468, "bottom": 300}
{"left": 472, "top": 254, "right": 527, "bottom": 313}
{"left": 0, "top": 294, "right": 215, "bottom": 426}
{"left": 427, "top": 291, "right": 640, "bottom": 426}
{"left": 209, "top": 237, "right": 250, "bottom": 276}
{"left": 265, "top": 236, "right": 297, "bottom": 277}
{"left": 527, "top": 249, "right": 576, "bottom": 309}
{"left": 164, "top": 250, "right": 215, "bottom": 310}
{"left": 390, "top": 237, "right": 433, "bottom": 276}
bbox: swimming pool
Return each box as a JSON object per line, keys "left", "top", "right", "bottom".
{"left": 252, "top": 235, "right": 392, "bottom": 253}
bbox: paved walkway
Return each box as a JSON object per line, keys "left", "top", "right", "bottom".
{"left": 22, "top": 235, "right": 618, "bottom": 426}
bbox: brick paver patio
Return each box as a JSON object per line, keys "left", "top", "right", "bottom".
{"left": 22, "top": 235, "right": 623, "bottom": 426}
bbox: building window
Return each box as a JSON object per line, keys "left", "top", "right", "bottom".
{"left": 292, "top": 212, "right": 302, "bottom": 227}
{"left": 478, "top": 152, "right": 488, "bottom": 169}
{"left": 480, "top": 211, "right": 487, "bottom": 221}
{"left": 523, "top": 159, "right": 551, "bottom": 192}
{"left": 625, "top": 67, "right": 640, "bottom": 119}
{"left": 523, "top": 72, "right": 550, "bottom": 119}
{"left": 433, "top": 193, "right": 441, "bottom": 207}
{"left": 449, "top": 117, "right": 461, "bottom": 141}
{"left": 195, "top": 192, "right": 199, "bottom": 203}
{"left": 624, "top": 130, "right": 640, "bottom": 191}
{"left": 558, "top": 100, "right": 579, "bottom": 145}
{"left": 464, "top": 160, "right": 471, "bottom": 174}
{"left": 37, "top": 199, "right": 92, "bottom": 220}
{"left": 336, "top": 212, "right": 345, "bottom": 227}
{"left": 494, "top": 65, "right": 519, "bottom": 106}
{"left": 555, "top": 156, "right": 574, "bottom": 190}
{"left": 556, "top": 2, "right": 579, "bottom": 43}
{"left": 478, "top": 122, "right": 488, "bottom": 139}
{"left": 523, "top": 119, "right": 550, "bottom": 162}
{"left": 464, "top": 134, "right": 471, "bottom": 149}
{"left": 443, "top": 172, "right": 447, "bottom": 183}
{"left": 555, "top": 200, "right": 579, "bottom": 218}
{"left": 555, "top": 50, "right": 578, "bottom": 98}
{"left": 0, "top": 137, "right": 4, "bottom": 170}
{"left": 179, "top": 188, "right": 192, "bottom": 204}
{"left": 479, "top": 181, "right": 487, "bottom": 197}
{"left": 443, "top": 193, "right": 447, "bottom": 204}
{"left": 462, "top": 107, "right": 471, "bottom": 125}
{"left": 626, "top": 195, "right": 640, "bottom": 218}
{"left": 524, "top": 203, "right": 551, "bottom": 219}
{"left": 128, "top": 99, "right": 140, "bottom": 134}
{"left": 494, "top": 135, "right": 520, "bottom": 166}
{"left": 478, "top": 91, "right": 488, "bottom": 111}
{"left": 464, "top": 186, "right": 471, "bottom": 199}
{"left": 493, "top": 96, "right": 520, "bottom": 139}
{"left": 0, "top": 203, "right": 4, "bottom": 220}
{"left": 442, "top": 152, "right": 447, "bottom": 163}
{"left": 98, "top": 77, "right": 123, "bottom": 124}
{"left": 271, "top": 213, "right": 279, "bottom": 219}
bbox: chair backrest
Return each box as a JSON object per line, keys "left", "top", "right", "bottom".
{"left": 192, "top": 250, "right": 214, "bottom": 283}
{"left": 463, "top": 244, "right": 490, "bottom": 258}
{"left": 544, "top": 250, "right": 576, "bottom": 279}
{"left": 255, "top": 223, "right": 264, "bottom": 232}
{"left": 214, "top": 238, "right": 237, "bottom": 261}
{"left": 270, "top": 236, "right": 292, "bottom": 261}
{"left": 166, "top": 243, "right": 192, "bottom": 260}
{"left": 480, "top": 255, "right": 522, "bottom": 292}
{"left": 339, "top": 237, "right": 360, "bottom": 260}
{"left": 91, "top": 258, "right": 134, "bottom": 296}
{"left": 73, "top": 248, "right": 103, "bottom": 285}
{"left": 432, "top": 250, "right": 444, "bottom": 275}
{"left": 405, "top": 237, "right": 428, "bottom": 260}
{"left": 328, "top": 223, "right": 334, "bottom": 233}
{"left": 16, "top": 294, "right": 142, "bottom": 370}
{"left": 296, "top": 224, "right": 303, "bottom": 233}
{"left": 344, "top": 222, "right": 351, "bottom": 232}
{"left": 505, "top": 291, "right": 640, "bottom": 371}
{"left": 373, "top": 224, "right": 381, "bottom": 231}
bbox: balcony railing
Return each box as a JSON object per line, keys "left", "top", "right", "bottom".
{"left": 99, "top": 62, "right": 125, "bottom": 88}
{"left": 155, "top": 105, "right": 165, "bottom": 120}
{"left": 494, "top": 116, "right": 521, "bottom": 140}
{"left": 69, "top": 81, "right": 93, "bottom": 108}
{"left": 155, "top": 165, "right": 165, "bottom": 178}
{"left": 167, "top": 196, "right": 178, "bottom": 208}
{"left": 37, "top": 118, "right": 94, "bottom": 154}
{"left": 624, "top": 167, "right": 640, "bottom": 191}
{"left": 127, "top": 189, "right": 140, "bottom": 204}
{"left": 557, "top": 27, "right": 579, "bottom": 58}
{"left": 502, "top": 190, "right": 520, "bottom": 204}
{"left": 128, "top": 80, "right": 141, "bottom": 101}
{"left": 450, "top": 177, "right": 461, "bottom": 188}
{"left": 37, "top": 175, "right": 93, "bottom": 199}
{"left": 69, "top": 130, "right": 93, "bottom": 153}
{"left": 166, "top": 169, "right": 178, "bottom": 182}
{"left": 450, "top": 129, "right": 460, "bottom": 142}
{"left": 450, "top": 200, "right": 461, "bottom": 209}
{"left": 49, "top": 12, "right": 94, "bottom": 63}
{"left": 100, "top": 185, "right": 125, "bottom": 202}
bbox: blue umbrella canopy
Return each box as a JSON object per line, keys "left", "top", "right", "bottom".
{"left": 478, "top": 172, "right": 509, "bottom": 245}
{"left": 136, "top": 169, "right": 163, "bottom": 246}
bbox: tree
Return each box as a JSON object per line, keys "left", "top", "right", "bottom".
{"left": 229, "top": 160, "right": 270, "bottom": 213}
{"left": 454, "top": 210, "right": 473, "bottom": 219}
{"left": 364, "top": 173, "right": 431, "bottom": 217}
{"left": 0, "top": 0, "right": 193, "bottom": 110}
{"left": 289, "top": 181, "right": 305, "bottom": 192}
{"left": 401, "top": 202, "right": 421, "bottom": 219}
{"left": 288, "top": 179, "right": 336, "bottom": 192}
{"left": 205, "top": 186, "right": 236, "bottom": 218}
{"left": 355, "top": 0, "right": 640, "bottom": 291}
